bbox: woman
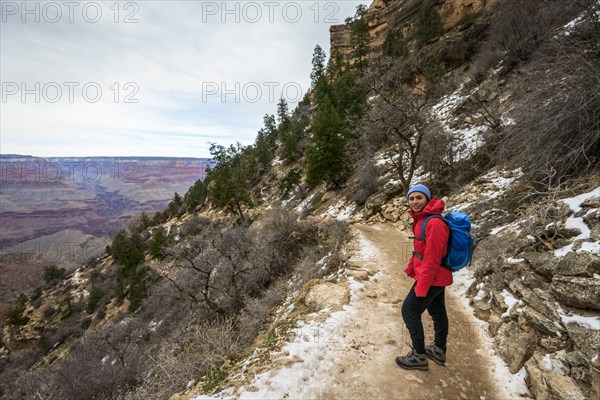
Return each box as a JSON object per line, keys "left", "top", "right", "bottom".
{"left": 395, "top": 184, "right": 452, "bottom": 371}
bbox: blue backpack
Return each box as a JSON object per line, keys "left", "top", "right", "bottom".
{"left": 413, "top": 211, "right": 475, "bottom": 272}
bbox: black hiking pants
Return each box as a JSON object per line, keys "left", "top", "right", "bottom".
{"left": 401, "top": 283, "right": 448, "bottom": 354}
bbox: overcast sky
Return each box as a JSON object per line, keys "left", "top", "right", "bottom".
{"left": 1, "top": 0, "right": 371, "bottom": 158}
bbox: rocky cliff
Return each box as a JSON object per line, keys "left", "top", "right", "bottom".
{"left": 330, "top": 0, "right": 493, "bottom": 61}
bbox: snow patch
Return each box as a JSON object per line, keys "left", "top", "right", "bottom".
{"left": 431, "top": 84, "right": 488, "bottom": 162}
{"left": 541, "top": 354, "right": 553, "bottom": 371}
{"left": 554, "top": 217, "right": 591, "bottom": 257}
{"left": 356, "top": 230, "right": 378, "bottom": 261}
{"left": 560, "top": 186, "right": 600, "bottom": 213}
{"left": 556, "top": 303, "right": 600, "bottom": 331}
{"left": 337, "top": 203, "right": 356, "bottom": 221}
{"left": 577, "top": 240, "right": 600, "bottom": 254}
{"left": 500, "top": 289, "right": 524, "bottom": 318}
{"left": 295, "top": 193, "right": 316, "bottom": 214}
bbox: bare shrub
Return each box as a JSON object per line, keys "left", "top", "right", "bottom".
{"left": 120, "top": 319, "right": 243, "bottom": 400}
{"left": 481, "top": 0, "right": 583, "bottom": 74}
{"left": 365, "top": 86, "right": 430, "bottom": 194}
{"left": 350, "top": 160, "right": 382, "bottom": 205}
{"left": 419, "top": 125, "right": 454, "bottom": 189}
{"left": 236, "top": 279, "right": 287, "bottom": 344}
{"left": 318, "top": 219, "right": 349, "bottom": 252}
{"left": 498, "top": 8, "right": 600, "bottom": 186}
{"left": 179, "top": 215, "right": 211, "bottom": 238}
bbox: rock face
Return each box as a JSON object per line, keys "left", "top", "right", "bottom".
{"left": 329, "top": 0, "right": 495, "bottom": 65}
{"left": 439, "top": 0, "right": 491, "bottom": 31}
{"left": 465, "top": 183, "right": 600, "bottom": 398}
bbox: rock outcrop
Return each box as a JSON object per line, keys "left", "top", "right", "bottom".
{"left": 329, "top": 0, "right": 495, "bottom": 64}
{"left": 466, "top": 186, "right": 600, "bottom": 398}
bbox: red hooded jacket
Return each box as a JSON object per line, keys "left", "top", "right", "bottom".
{"left": 404, "top": 197, "right": 453, "bottom": 297}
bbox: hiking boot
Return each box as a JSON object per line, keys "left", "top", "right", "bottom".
{"left": 395, "top": 350, "right": 428, "bottom": 371}
{"left": 425, "top": 344, "right": 446, "bottom": 366}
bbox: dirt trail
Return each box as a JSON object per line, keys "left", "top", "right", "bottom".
{"left": 321, "top": 223, "right": 506, "bottom": 400}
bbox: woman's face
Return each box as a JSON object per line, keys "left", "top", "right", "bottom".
{"left": 408, "top": 192, "right": 428, "bottom": 213}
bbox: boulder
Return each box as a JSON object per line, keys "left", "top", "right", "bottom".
{"left": 347, "top": 270, "right": 370, "bottom": 281}
{"left": 304, "top": 282, "right": 349, "bottom": 311}
{"left": 382, "top": 206, "right": 400, "bottom": 222}
{"left": 563, "top": 322, "right": 600, "bottom": 358}
{"left": 526, "top": 351, "right": 592, "bottom": 400}
{"left": 591, "top": 364, "right": 600, "bottom": 399}
{"left": 546, "top": 375, "right": 587, "bottom": 400}
{"left": 581, "top": 196, "right": 600, "bottom": 210}
{"left": 555, "top": 253, "right": 600, "bottom": 278}
{"left": 525, "top": 354, "right": 550, "bottom": 400}
{"left": 524, "top": 252, "right": 560, "bottom": 279}
{"left": 363, "top": 185, "right": 403, "bottom": 218}
{"left": 521, "top": 306, "right": 564, "bottom": 337}
{"left": 321, "top": 191, "right": 335, "bottom": 203}
{"left": 521, "top": 270, "right": 551, "bottom": 291}
{"left": 495, "top": 321, "right": 537, "bottom": 373}
{"left": 520, "top": 287, "right": 559, "bottom": 320}
{"left": 565, "top": 351, "right": 592, "bottom": 384}
{"left": 551, "top": 276, "right": 600, "bottom": 310}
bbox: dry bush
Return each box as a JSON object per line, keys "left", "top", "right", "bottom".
{"left": 479, "top": 0, "right": 583, "bottom": 74}
{"left": 119, "top": 319, "right": 243, "bottom": 400}
{"left": 419, "top": 125, "right": 453, "bottom": 177}
{"left": 236, "top": 279, "right": 287, "bottom": 343}
{"left": 318, "top": 219, "right": 350, "bottom": 252}
{"left": 498, "top": 6, "right": 600, "bottom": 187}
{"left": 179, "top": 215, "right": 211, "bottom": 238}
{"left": 5, "top": 331, "right": 141, "bottom": 400}
{"left": 350, "top": 160, "right": 382, "bottom": 206}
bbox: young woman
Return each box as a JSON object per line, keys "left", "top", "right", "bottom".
{"left": 395, "top": 184, "right": 452, "bottom": 371}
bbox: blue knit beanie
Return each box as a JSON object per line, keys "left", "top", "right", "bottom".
{"left": 406, "top": 184, "right": 431, "bottom": 200}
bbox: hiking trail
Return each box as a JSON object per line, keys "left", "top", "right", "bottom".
{"left": 192, "top": 223, "right": 529, "bottom": 400}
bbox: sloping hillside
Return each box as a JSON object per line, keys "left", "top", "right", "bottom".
{"left": 1, "top": 1, "right": 599, "bottom": 399}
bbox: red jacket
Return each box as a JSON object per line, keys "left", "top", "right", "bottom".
{"left": 404, "top": 197, "right": 452, "bottom": 297}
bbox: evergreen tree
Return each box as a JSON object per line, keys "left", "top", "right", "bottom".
{"left": 306, "top": 96, "right": 349, "bottom": 185}
{"left": 166, "top": 192, "right": 183, "bottom": 217}
{"left": 149, "top": 226, "right": 170, "bottom": 260}
{"left": 281, "top": 116, "right": 309, "bottom": 160}
{"left": 254, "top": 128, "right": 274, "bottom": 171}
{"left": 413, "top": 0, "right": 443, "bottom": 48}
{"left": 345, "top": 5, "right": 370, "bottom": 71}
{"left": 110, "top": 230, "right": 144, "bottom": 271}
{"left": 383, "top": 30, "right": 408, "bottom": 58}
{"left": 279, "top": 167, "right": 302, "bottom": 197}
{"left": 261, "top": 113, "right": 278, "bottom": 149}
{"left": 140, "top": 211, "right": 151, "bottom": 229}
{"left": 311, "top": 45, "right": 327, "bottom": 90}
{"left": 207, "top": 142, "right": 253, "bottom": 220}
{"left": 183, "top": 179, "right": 208, "bottom": 211}
{"left": 330, "top": 70, "right": 368, "bottom": 123}
{"left": 276, "top": 97, "right": 290, "bottom": 125}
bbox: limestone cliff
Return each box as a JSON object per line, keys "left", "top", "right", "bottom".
{"left": 330, "top": 0, "right": 493, "bottom": 62}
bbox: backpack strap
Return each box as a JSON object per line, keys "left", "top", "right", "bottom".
{"left": 411, "top": 215, "right": 451, "bottom": 267}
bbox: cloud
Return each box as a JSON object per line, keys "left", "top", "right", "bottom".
{"left": 1, "top": 0, "right": 370, "bottom": 157}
